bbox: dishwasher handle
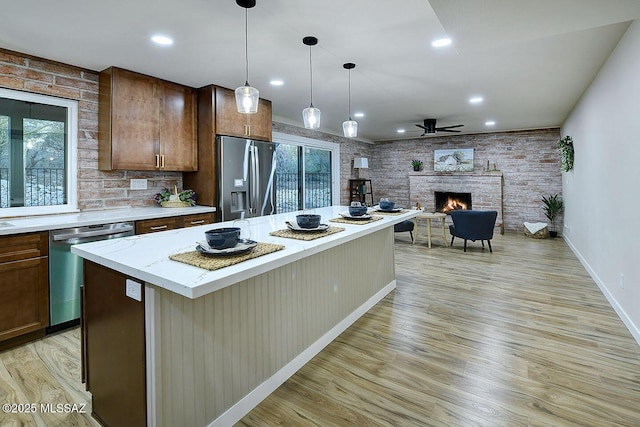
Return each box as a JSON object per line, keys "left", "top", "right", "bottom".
{"left": 52, "top": 224, "right": 134, "bottom": 242}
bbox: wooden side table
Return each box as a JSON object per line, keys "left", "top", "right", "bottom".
{"left": 413, "top": 212, "right": 448, "bottom": 248}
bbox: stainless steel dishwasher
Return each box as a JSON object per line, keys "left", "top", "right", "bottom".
{"left": 48, "top": 222, "right": 134, "bottom": 331}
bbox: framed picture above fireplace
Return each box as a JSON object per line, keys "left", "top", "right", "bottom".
{"left": 434, "top": 148, "right": 474, "bottom": 172}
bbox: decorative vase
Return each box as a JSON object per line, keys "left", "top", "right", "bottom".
{"left": 413, "top": 166, "right": 420, "bottom": 172}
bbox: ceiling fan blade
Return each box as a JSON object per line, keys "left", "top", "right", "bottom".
{"left": 436, "top": 129, "right": 462, "bottom": 132}
{"left": 415, "top": 124, "right": 427, "bottom": 130}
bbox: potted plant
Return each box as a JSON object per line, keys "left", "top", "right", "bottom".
{"left": 541, "top": 194, "right": 563, "bottom": 237}
{"left": 411, "top": 159, "right": 423, "bottom": 171}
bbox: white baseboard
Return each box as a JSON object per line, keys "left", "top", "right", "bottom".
{"left": 563, "top": 235, "right": 640, "bottom": 346}
{"left": 209, "top": 280, "right": 397, "bottom": 427}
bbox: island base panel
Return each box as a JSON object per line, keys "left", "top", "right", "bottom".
{"left": 148, "top": 227, "right": 395, "bottom": 426}
{"left": 84, "top": 261, "right": 146, "bottom": 426}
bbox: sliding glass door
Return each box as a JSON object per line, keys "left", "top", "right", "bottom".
{"left": 273, "top": 133, "right": 339, "bottom": 213}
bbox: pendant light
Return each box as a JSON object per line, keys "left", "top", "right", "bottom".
{"left": 302, "top": 36, "right": 321, "bottom": 129}
{"left": 342, "top": 62, "right": 357, "bottom": 138}
{"left": 235, "top": 0, "right": 259, "bottom": 114}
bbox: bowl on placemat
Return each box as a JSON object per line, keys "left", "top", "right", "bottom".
{"left": 296, "top": 214, "right": 321, "bottom": 229}
{"left": 205, "top": 227, "right": 240, "bottom": 249}
{"left": 379, "top": 200, "right": 395, "bottom": 211}
{"left": 348, "top": 205, "right": 368, "bottom": 216}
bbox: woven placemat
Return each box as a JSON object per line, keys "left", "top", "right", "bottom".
{"left": 371, "top": 209, "right": 410, "bottom": 216}
{"left": 169, "top": 242, "right": 285, "bottom": 271}
{"left": 329, "top": 215, "right": 384, "bottom": 225}
{"left": 269, "top": 226, "right": 345, "bottom": 241}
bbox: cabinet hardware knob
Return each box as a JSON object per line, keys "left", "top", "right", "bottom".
{"left": 150, "top": 225, "right": 168, "bottom": 231}
{"left": 155, "top": 154, "right": 160, "bottom": 168}
{"left": 190, "top": 220, "right": 205, "bottom": 225}
{"left": 161, "top": 155, "right": 165, "bottom": 169}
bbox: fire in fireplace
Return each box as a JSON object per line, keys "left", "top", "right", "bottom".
{"left": 435, "top": 191, "right": 472, "bottom": 213}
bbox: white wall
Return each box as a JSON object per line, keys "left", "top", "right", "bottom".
{"left": 562, "top": 20, "right": 640, "bottom": 344}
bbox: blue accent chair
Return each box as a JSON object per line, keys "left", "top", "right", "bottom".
{"left": 449, "top": 210, "right": 498, "bottom": 252}
{"left": 394, "top": 220, "right": 414, "bottom": 240}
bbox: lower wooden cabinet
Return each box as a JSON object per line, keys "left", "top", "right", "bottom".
{"left": 0, "top": 232, "right": 49, "bottom": 347}
{"left": 181, "top": 212, "right": 216, "bottom": 227}
{"left": 135, "top": 212, "right": 215, "bottom": 234}
{"left": 135, "top": 216, "right": 181, "bottom": 234}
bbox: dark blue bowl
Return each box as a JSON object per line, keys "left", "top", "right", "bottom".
{"left": 348, "top": 205, "right": 368, "bottom": 216}
{"left": 205, "top": 227, "right": 240, "bottom": 249}
{"left": 296, "top": 214, "right": 321, "bottom": 229}
{"left": 379, "top": 200, "right": 395, "bottom": 211}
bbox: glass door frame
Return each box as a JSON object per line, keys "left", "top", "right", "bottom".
{"left": 272, "top": 132, "right": 340, "bottom": 209}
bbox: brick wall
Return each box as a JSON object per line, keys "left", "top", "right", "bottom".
{"left": 0, "top": 49, "right": 182, "bottom": 210}
{"left": 372, "top": 129, "right": 562, "bottom": 231}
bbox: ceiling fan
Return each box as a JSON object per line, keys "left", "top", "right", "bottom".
{"left": 416, "top": 119, "right": 464, "bottom": 135}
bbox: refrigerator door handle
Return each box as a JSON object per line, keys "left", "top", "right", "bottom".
{"left": 252, "top": 145, "right": 260, "bottom": 215}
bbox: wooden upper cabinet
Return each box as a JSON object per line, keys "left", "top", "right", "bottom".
{"left": 160, "top": 81, "right": 198, "bottom": 171}
{"left": 214, "top": 86, "right": 272, "bottom": 141}
{"left": 99, "top": 67, "right": 197, "bottom": 171}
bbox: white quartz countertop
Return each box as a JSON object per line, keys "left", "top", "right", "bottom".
{"left": 71, "top": 206, "right": 421, "bottom": 299}
{"left": 0, "top": 206, "right": 216, "bottom": 236}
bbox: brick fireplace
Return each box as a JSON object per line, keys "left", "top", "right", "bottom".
{"left": 409, "top": 171, "right": 503, "bottom": 232}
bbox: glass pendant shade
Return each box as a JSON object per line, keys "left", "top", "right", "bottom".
{"left": 235, "top": 83, "right": 259, "bottom": 114}
{"left": 303, "top": 105, "right": 321, "bottom": 129}
{"left": 342, "top": 62, "right": 357, "bottom": 138}
{"left": 343, "top": 119, "right": 358, "bottom": 138}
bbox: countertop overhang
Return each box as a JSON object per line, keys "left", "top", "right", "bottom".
{"left": 71, "top": 206, "right": 420, "bottom": 299}
{"left": 0, "top": 206, "right": 216, "bottom": 236}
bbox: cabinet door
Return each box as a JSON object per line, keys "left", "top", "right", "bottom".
{"left": 246, "top": 97, "right": 273, "bottom": 141}
{"left": 160, "top": 82, "right": 198, "bottom": 171}
{"left": 0, "top": 232, "right": 49, "bottom": 342}
{"left": 108, "top": 68, "right": 160, "bottom": 170}
{"left": 215, "top": 86, "right": 248, "bottom": 138}
{"left": 0, "top": 258, "right": 49, "bottom": 341}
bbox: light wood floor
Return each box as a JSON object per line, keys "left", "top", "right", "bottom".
{"left": 1, "top": 233, "right": 639, "bottom": 426}
{"left": 238, "top": 232, "right": 640, "bottom": 426}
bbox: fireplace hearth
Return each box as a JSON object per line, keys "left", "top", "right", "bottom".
{"left": 435, "top": 191, "right": 472, "bottom": 213}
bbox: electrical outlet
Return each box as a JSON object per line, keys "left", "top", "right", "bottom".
{"left": 619, "top": 273, "right": 624, "bottom": 290}
{"left": 126, "top": 279, "right": 142, "bottom": 301}
{"left": 130, "top": 179, "right": 148, "bottom": 190}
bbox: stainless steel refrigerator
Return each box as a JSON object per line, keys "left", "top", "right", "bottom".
{"left": 218, "top": 135, "right": 277, "bottom": 221}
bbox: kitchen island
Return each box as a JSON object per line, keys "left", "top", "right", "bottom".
{"left": 72, "top": 206, "right": 420, "bottom": 427}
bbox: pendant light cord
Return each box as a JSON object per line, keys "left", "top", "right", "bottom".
{"left": 308, "top": 45, "right": 314, "bottom": 106}
{"left": 244, "top": 8, "right": 249, "bottom": 85}
{"left": 348, "top": 68, "right": 352, "bottom": 120}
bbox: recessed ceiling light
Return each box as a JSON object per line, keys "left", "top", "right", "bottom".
{"left": 270, "top": 79, "right": 284, "bottom": 86}
{"left": 432, "top": 37, "right": 452, "bottom": 48}
{"left": 151, "top": 35, "right": 173, "bottom": 46}
{"left": 469, "top": 96, "right": 483, "bottom": 104}
{"left": 485, "top": 120, "right": 496, "bottom": 126}
{"left": 354, "top": 112, "right": 365, "bottom": 118}
{"left": 397, "top": 129, "right": 406, "bottom": 134}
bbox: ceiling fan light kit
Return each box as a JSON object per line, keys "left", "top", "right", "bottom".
{"left": 302, "top": 36, "right": 321, "bottom": 129}
{"left": 342, "top": 62, "right": 358, "bottom": 138}
{"left": 234, "top": 0, "right": 259, "bottom": 114}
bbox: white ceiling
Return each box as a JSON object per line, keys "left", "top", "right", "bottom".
{"left": 2, "top": 0, "right": 640, "bottom": 142}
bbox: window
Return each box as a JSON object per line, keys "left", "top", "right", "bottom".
{"left": 273, "top": 132, "right": 339, "bottom": 213}
{"left": 0, "top": 88, "right": 77, "bottom": 217}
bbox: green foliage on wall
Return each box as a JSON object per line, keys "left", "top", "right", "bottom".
{"left": 557, "top": 135, "right": 574, "bottom": 172}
